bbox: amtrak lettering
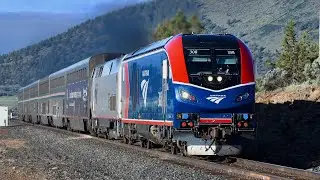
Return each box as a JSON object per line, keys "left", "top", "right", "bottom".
{"left": 68, "top": 87, "right": 88, "bottom": 100}
{"left": 69, "top": 91, "right": 82, "bottom": 99}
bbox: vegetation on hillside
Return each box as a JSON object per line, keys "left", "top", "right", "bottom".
{"left": 198, "top": 0, "right": 320, "bottom": 75}
{"left": 0, "top": 0, "right": 198, "bottom": 96}
{"left": 257, "top": 19, "right": 319, "bottom": 91}
{"left": 152, "top": 11, "right": 203, "bottom": 40}
{"left": 0, "top": 0, "right": 319, "bottom": 96}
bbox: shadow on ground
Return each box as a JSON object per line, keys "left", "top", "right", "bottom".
{"left": 244, "top": 100, "right": 320, "bottom": 169}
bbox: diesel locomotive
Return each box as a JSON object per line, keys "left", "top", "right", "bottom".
{"left": 17, "top": 33, "right": 256, "bottom": 156}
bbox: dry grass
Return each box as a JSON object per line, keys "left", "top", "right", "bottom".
{"left": 256, "top": 84, "right": 320, "bottom": 104}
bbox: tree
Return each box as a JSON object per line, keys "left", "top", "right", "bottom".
{"left": 275, "top": 19, "right": 318, "bottom": 83}
{"left": 265, "top": 59, "right": 275, "bottom": 69}
{"left": 189, "top": 15, "right": 204, "bottom": 33}
{"left": 275, "top": 19, "right": 298, "bottom": 76}
{"left": 298, "top": 31, "right": 319, "bottom": 63}
{"left": 260, "top": 19, "right": 319, "bottom": 90}
{"left": 153, "top": 11, "right": 204, "bottom": 40}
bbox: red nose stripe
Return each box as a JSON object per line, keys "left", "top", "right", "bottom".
{"left": 237, "top": 39, "right": 255, "bottom": 84}
{"left": 165, "top": 35, "right": 189, "bottom": 83}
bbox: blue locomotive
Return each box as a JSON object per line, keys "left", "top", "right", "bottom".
{"left": 18, "top": 33, "right": 256, "bottom": 156}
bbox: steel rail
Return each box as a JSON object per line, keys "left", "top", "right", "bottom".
{"left": 233, "top": 157, "right": 320, "bottom": 180}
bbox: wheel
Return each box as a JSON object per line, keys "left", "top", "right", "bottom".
{"left": 140, "top": 138, "right": 146, "bottom": 148}
{"left": 66, "top": 121, "right": 71, "bottom": 131}
{"left": 179, "top": 145, "right": 187, "bottom": 156}
{"left": 104, "top": 132, "right": 109, "bottom": 139}
{"left": 129, "top": 138, "right": 134, "bottom": 145}
{"left": 124, "top": 137, "right": 129, "bottom": 144}
{"left": 89, "top": 129, "right": 97, "bottom": 136}
{"left": 146, "top": 140, "right": 152, "bottom": 149}
{"left": 140, "top": 140, "right": 146, "bottom": 148}
{"left": 171, "top": 143, "right": 178, "bottom": 155}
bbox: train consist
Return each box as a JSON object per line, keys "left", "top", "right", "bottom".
{"left": 17, "top": 33, "right": 256, "bottom": 156}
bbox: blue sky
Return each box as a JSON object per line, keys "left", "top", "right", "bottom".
{"left": 0, "top": 0, "right": 130, "bottom": 13}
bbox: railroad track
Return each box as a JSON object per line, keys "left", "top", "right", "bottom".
{"left": 15, "top": 120, "right": 320, "bottom": 180}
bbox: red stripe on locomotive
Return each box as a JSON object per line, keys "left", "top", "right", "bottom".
{"left": 199, "top": 118, "right": 232, "bottom": 124}
{"left": 237, "top": 39, "right": 255, "bottom": 84}
{"left": 122, "top": 118, "right": 173, "bottom": 126}
{"left": 164, "top": 35, "right": 189, "bottom": 83}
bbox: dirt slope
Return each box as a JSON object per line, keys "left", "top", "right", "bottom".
{"left": 256, "top": 84, "right": 320, "bottom": 104}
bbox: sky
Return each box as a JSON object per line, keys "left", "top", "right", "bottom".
{"left": 0, "top": 0, "right": 148, "bottom": 54}
{"left": 0, "top": 0, "right": 135, "bottom": 13}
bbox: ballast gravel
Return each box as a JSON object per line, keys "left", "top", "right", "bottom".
{"left": 0, "top": 120, "right": 231, "bottom": 180}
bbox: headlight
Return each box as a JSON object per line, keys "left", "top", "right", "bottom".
{"left": 208, "top": 76, "right": 214, "bottom": 82}
{"left": 180, "top": 90, "right": 196, "bottom": 102}
{"left": 217, "top": 76, "right": 223, "bottom": 82}
{"left": 181, "top": 91, "right": 190, "bottom": 99}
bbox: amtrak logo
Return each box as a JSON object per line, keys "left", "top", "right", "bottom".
{"left": 206, "top": 95, "right": 226, "bottom": 104}
{"left": 141, "top": 79, "right": 149, "bottom": 107}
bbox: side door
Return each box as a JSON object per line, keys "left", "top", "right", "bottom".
{"left": 161, "top": 57, "right": 168, "bottom": 124}
{"left": 91, "top": 67, "right": 98, "bottom": 115}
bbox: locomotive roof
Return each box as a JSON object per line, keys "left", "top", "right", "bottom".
{"left": 182, "top": 33, "right": 238, "bottom": 48}
{"left": 123, "top": 33, "right": 239, "bottom": 60}
{"left": 124, "top": 36, "right": 173, "bottom": 60}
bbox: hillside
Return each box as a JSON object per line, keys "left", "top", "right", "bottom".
{"left": 0, "top": 0, "right": 150, "bottom": 55}
{"left": 0, "top": 0, "right": 319, "bottom": 95}
{"left": 0, "top": 0, "right": 197, "bottom": 92}
{"left": 253, "top": 84, "right": 320, "bottom": 169}
{"left": 198, "top": 0, "right": 320, "bottom": 75}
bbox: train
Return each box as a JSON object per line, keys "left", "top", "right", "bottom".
{"left": 17, "top": 33, "right": 256, "bottom": 156}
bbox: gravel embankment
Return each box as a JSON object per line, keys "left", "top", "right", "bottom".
{"left": 0, "top": 120, "right": 230, "bottom": 180}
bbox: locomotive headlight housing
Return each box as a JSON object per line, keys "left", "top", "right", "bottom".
{"left": 208, "top": 76, "right": 214, "bottom": 82}
{"left": 236, "top": 92, "right": 250, "bottom": 102}
{"left": 236, "top": 113, "right": 256, "bottom": 131}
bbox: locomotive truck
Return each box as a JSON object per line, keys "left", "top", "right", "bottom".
{"left": 17, "top": 33, "right": 256, "bottom": 156}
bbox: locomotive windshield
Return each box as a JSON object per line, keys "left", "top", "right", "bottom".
{"left": 184, "top": 48, "right": 241, "bottom": 90}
